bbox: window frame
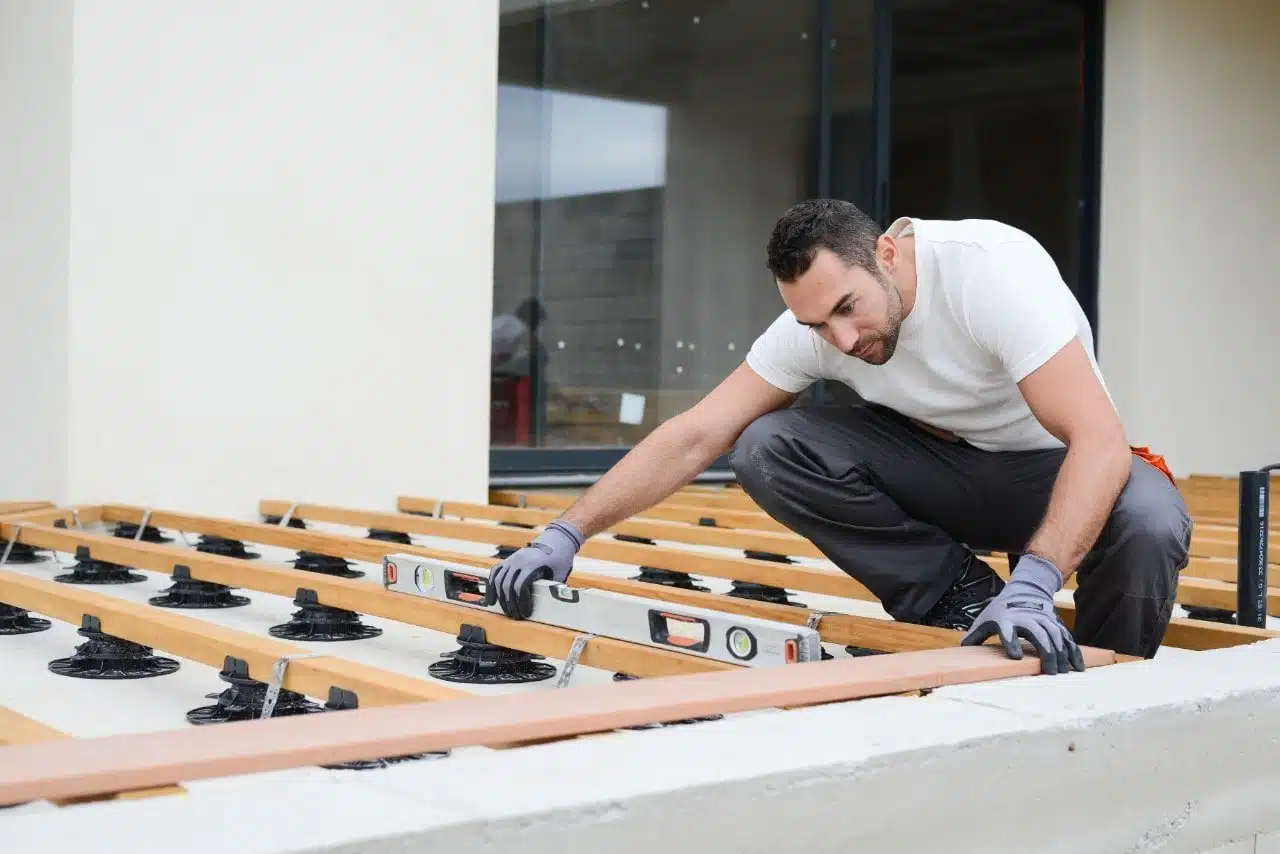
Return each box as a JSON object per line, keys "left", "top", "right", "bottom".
{"left": 488, "top": 0, "right": 1106, "bottom": 485}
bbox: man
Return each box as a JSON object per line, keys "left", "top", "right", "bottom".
{"left": 489, "top": 199, "right": 1191, "bottom": 672}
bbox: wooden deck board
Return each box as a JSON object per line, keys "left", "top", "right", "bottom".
{"left": 0, "top": 707, "right": 184, "bottom": 805}
{"left": 0, "top": 643, "right": 1116, "bottom": 808}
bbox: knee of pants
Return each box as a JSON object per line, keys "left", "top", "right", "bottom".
{"left": 1104, "top": 472, "right": 1193, "bottom": 597}
{"left": 728, "top": 410, "right": 797, "bottom": 492}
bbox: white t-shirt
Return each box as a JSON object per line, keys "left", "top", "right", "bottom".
{"left": 745, "top": 217, "right": 1110, "bottom": 452}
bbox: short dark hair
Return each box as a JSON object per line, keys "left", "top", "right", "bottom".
{"left": 765, "top": 199, "right": 883, "bottom": 283}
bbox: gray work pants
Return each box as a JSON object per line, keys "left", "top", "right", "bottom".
{"left": 728, "top": 403, "right": 1193, "bottom": 659}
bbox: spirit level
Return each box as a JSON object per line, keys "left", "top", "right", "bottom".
{"left": 381, "top": 554, "right": 823, "bottom": 667}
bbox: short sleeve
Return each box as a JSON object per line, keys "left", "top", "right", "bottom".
{"left": 960, "top": 238, "right": 1081, "bottom": 382}
{"left": 745, "top": 310, "right": 823, "bottom": 393}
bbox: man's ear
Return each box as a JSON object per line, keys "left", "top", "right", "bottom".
{"left": 876, "top": 234, "right": 899, "bottom": 270}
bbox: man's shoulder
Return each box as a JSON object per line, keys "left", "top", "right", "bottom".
{"left": 745, "top": 308, "right": 828, "bottom": 393}
{"left": 915, "top": 217, "right": 1041, "bottom": 254}
{"left": 914, "top": 220, "right": 1084, "bottom": 378}
{"left": 753, "top": 308, "right": 819, "bottom": 350}
{"left": 918, "top": 219, "right": 1064, "bottom": 299}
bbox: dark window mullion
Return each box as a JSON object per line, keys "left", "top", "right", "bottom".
{"left": 1078, "top": 0, "right": 1106, "bottom": 344}
{"left": 817, "top": 0, "right": 834, "bottom": 198}
{"left": 871, "top": 0, "right": 893, "bottom": 226}
{"left": 528, "top": 2, "right": 551, "bottom": 446}
{"left": 811, "top": 0, "right": 834, "bottom": 406}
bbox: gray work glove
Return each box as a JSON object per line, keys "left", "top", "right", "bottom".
{"left": 488, "top": 520, "right": 585, "bottom": 620}
{"left": 960, "top": 553, "right": 1085, "bottom": 675}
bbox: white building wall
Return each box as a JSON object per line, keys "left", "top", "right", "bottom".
{"left": 1098, "top": 0, "right": 1280, "bottom": 476}
{"left": 3, "top": 0, "right": 1277, "bottom": 506}
{"left": 0, "top": 0, "right": 499, "bottom": 514}
{"left": 0, "top": 0, "right": 73, "bottom": 502}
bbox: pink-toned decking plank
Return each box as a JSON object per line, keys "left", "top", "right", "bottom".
{"left": 0, "top": 643, "right": 1115, "bottom": 806}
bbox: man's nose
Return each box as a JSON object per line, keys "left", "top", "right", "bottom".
{"left": 831, "top": 324, "right": 859, "bottom": 354}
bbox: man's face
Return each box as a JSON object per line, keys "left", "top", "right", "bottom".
{"left": 779, "top": 247, "right": 904, "bottom": 365}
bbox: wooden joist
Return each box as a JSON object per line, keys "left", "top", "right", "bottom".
{"left": 1191, "top": 514, "right": 1280, "bottom": 534}
{"left": 573, "top": 476, "right": 1280, "bottom": 549}
{"left": 0, "top": 642, "right": 1117, "bottom": 808}
{"left": 404, "top": 494, "right": 1276, "bottom": 583}
{"left": 0, "top": 707, "right": 184, "bottom": 806}
{"left": 468, "top": 502, "right": 1280, "bottom": 628}
{"left": 403, "top": 494, "right": 825, "bottom": 558}
{"left": 261, "top": 499, "right": 879, "bottom": 599}
{"left": 1176, "top": 474, "right": 1278, "bottom": 526}
{"left": 1180, "top": 473, "right": 1278, "bottom": 496}
{"left": 0, "top": 501, "right": 56, "bottom": 517}
{"left": 1032, "top": 561, "right": 1279, "bottom": 616}
{"left": 494, "top": 486, "right": 762, "bottom": 514}
{"left": 14, "top": 513, "right": 734, "bottom": 679}
{"left": 0, "top": 707, "right": 74, "bottom": 746}
{"left": 0, "top": 570, "right": 464, "bottom": 707}
{"left": 1, "top": 504, "right": 103, "bottom": 527}
{"left": 1183, "top": 533, "right": 1276, "bottom": 567}
{"left": 675, "top": 473, "right": 1277, "bottom": 523}
{"left": 488, "top": 489, "right": 788, "bottom": 532}
{"left": 1144, "top": 616, "right": 1274, "bottom": 652}
{"left": 104, "top": 504, "right": 968, "bottom": 654}
{"left": 260, "top": 500, "right": 1276, "bottom": 652}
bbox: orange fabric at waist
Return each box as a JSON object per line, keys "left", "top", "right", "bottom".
{"left": 1131, "top": 445, "right": 1175, "bottom": 486}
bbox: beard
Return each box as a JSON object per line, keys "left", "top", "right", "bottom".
{"left": 847, "top": 270, "right": 904, "bottom": 364}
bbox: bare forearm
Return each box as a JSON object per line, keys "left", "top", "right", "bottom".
{"left": 557, "top": 417, "right": 726, "bottom": 539}
{"left": 1024, "top": 438, "right": 1131, "bottom": 578}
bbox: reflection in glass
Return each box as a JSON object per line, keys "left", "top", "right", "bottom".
{"left": 491, "top": 0, "right": 842, "bottom": 449}
{"left": 489, "top": 0, "right": 1092, "bottom": 454}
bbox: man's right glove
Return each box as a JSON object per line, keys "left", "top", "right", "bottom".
{"left": 488, "top": 520, "right": 585, "bottom": 620}
{"left": 960, "top": 553, "right": 1085, "bottom": 675}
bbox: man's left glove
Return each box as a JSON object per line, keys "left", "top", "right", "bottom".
{"left": 488, "top": 520, "right": 585, "bottom": 620}
{"left": 960, "top": 553, "right": 1085, "bottom": 675}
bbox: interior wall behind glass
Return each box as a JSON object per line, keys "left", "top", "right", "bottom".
{"left": 888, "top": 0, "right": 1087, "bottom": 296}
{"left": 491, "top": 0, "right": 827, "bottom": 448}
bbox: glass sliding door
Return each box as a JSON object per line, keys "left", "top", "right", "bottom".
{"left": 489, "top": 0, "right": 1101, "bottom": 479}
{"left": 886, "top": 0, "right": 1091, "bottom": 300}
{"left": 491, "top": 0, "right": 832, "bottom": 473}
{"left": 811, "top": 0, "right": 882, "bottom": 408}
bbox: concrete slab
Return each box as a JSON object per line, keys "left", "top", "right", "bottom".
{"left": 4, "top": 520, "right": 1279, "bottom": 854}
{"left": 8, "top": 640, "right": 1280, "bottom": 853}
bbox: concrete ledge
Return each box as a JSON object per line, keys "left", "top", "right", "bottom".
{"left": 6, "top": 639, "right": 1280, "bottom": 853}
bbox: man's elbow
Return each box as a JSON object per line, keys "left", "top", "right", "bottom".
{"left": 656, "top": 411, "right": 725, "bottom": 464}
{"left": 1065, "top": 419, "right": 1131, "bottom": 472}
{"left": 688, "top": 417, "right": 738, "bottom": 465}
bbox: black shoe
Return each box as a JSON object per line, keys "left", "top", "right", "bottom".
{"left": 921, "top": 554, "right": 1005, "bottom": 632}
